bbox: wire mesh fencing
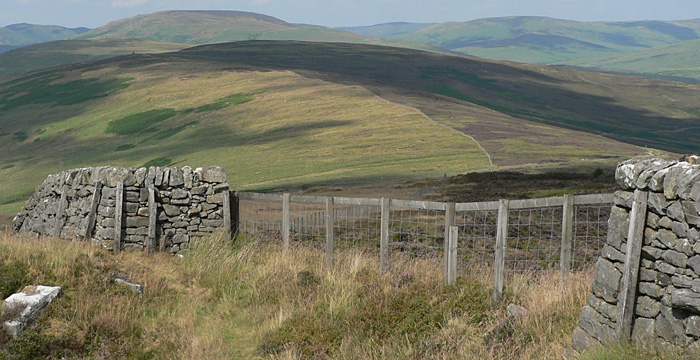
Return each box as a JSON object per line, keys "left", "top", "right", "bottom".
{"left": 456, "top": 209, "right": 498, "bottom": 278}
{"left": 572, "top": 204, "right": 610, "bottom": 271}
{"left": 289, "top": 199, "right": 326, "bottom": 250}
{"left": 236, "top": 192, "right": 615, "bottom": 280}
{"left": 238, "top": 194, "right": 283, "bottom": 240}
{"left": 506, "top": 206, "right": 564, "bottom": 273}
{"left": 334, "top": 203, "right": 382, "bottom": 254}
{"left": 387, "top": 201, "right": 445, "bottom": 270}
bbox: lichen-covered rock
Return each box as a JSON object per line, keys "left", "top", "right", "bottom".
{"left": 656, "top": 306, "right": 692, "bottom": 346}
{"left": 198, "top": 166, "right": 226, "bottom": 183}
{"left": 672, "top": 289, "right": 700, "bottom": 314}
{"left": 592, "top": 258, "right": 622, "bottom": 303}
{"left": 632, "top": 317, "right": 656, "bottom": 342}
{"left": 2, "top": 285, "right": 62, "bottom": 338}
{"left": 616, "top": 158, "right": 672, "bottom": 190}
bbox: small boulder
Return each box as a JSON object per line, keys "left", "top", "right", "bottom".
{"left": 114, "top": 278, "right": 143, "bottom": 294}
{"left": 2, "top": 285, "right": 62, "bottom": 338}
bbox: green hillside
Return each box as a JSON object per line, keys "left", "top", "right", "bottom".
{"left": 0, "top": 45, "right": 18, "bottom": 54}
{"left": 338, "top": 22, "right": 434, "bottom": 37}
{"left": 0, "top": 23, "right": 89, "bottom": 48}
{"left": 389, "top": 16, "right": 700, "bottom": 64}
{"left": 0, "top": 39, "right": 189, "bottom": 79}
{"left": 572, "top": 38, "right": 700, "bottom": 80}
{"left": 0, "top": 41, "right": 663, "bottom": 213}
{"left": 174, "top": 41, "right": 699, "bottom": 153}
{"left": 73, "top": 10, "right": 440, "bottom": 53}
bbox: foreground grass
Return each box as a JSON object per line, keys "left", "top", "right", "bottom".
{"left": 0, "top": 231, "right": 682, "bottom": 359}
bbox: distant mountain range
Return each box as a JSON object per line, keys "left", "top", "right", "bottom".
{"left": 0, "top": 23, "right": 89, "bottom": 53}
{"left": 4, "top": 12, "right": 700, "bottom": 79}
{"left": 342, "top": 17, "right": 700, "bottom": 79}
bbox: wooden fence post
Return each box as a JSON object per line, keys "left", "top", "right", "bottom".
{"left": 223, "top": 189, "right": 232, "bottom": 239}
{"left": 380, "top": 197, "right": 390, "bottom": 272}
{"left": 84, "top": 181, "right": 102, "bottom": 240}
{"left": 114, "top": 182, "right": 124, "bottom": 255}
{"left": 282, "top": 193, "right": 290, "bottom": 251}
{"left": 617, "top": 189, "right": 648, "bottom": 341}
{"left": 326, "top": 197, "right": 334, "bottom": 266}
{"left": 147, "top": 186, "right": 156, "bottom": 254}
{"left": 52, "top": 185, "right": 69, "bottom": 238}
{"left": 447, "top": 225, "right": 458, "bottom": 285}
{"left": 232, "top": 191, "right": 240, "bottom": 236}
{"left": 444, "top": 202, "right": 456, "bottom": 283}
{"left": 493, "top": 199, "right": 509, "bottom": 306}
{"left": 560, "top": 194, "right": 574, "bottom": 276}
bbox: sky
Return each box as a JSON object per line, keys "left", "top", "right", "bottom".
{"left": 2, "top": 0, "right": 700, "bottom": 29}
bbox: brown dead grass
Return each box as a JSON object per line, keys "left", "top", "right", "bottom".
{"left": 0, "top": 230, "right": 636, "bottom": 360}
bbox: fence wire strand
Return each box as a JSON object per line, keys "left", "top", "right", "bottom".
{"left": 239, "top": 199, "right": 282, "bottom": 240}
{"left": 506, "top": 206, "right": 563, "bottom": 273}
{"left": 335, "top": 205, "right": 381, "bottom": 254}
{"left": 388, "top": 207, "right": 444, "bottom": 266}
{"left": 289, "top": 202, "right": 326, "bottom": 249}
{"left": 572, "top": 204, "right": 610, "bottom": 271}
{"left": 456, "top": 210, "right": 498, "bottom": 277}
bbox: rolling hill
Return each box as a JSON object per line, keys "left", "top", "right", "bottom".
{"left": 73, "top": 10, "right": 441, "bottom": 53}
{"left": 572, "top": 38, "right": 700, "bottom": 80}
{"left": 0, "top": 23, "right": 89, "bottom": 53}
{"left": 337, "top": 22, "right": 434, "bottom": 38}
{"left": 0, "top": 39, "right": 189, "bottom": 79}
{"left": 1, "top": 40, "right": 675, "bottom": 213}
{"left": 384, "top": 17, "right": 700, "bottom": 64}
{"left": 173, "top": 41, "right": 700, "bottom": 153}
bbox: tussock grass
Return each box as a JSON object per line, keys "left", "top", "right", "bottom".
{"left": 0, "top": 230, "right": 677, "bottom": 359}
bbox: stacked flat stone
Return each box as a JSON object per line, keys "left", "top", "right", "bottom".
{"left": 573, "top": 158, "right": 700, "bottom": 351}
{"left": 12, "top": 165, "right": 229, "bottom": 255}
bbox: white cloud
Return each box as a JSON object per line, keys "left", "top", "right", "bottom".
{"left": 111, "top": 0, "right": 149, "bottom": 8}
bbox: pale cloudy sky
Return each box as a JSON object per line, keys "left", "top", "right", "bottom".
{"left": 2, "top": 0, "right": 700, "bottom": 28}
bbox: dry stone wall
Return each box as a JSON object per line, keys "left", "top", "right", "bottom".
{"left": 572, "top": 158, "right": 700, "bottom": 351}
{"left": 12, "top": 166, "right": 233, "bottom": 255}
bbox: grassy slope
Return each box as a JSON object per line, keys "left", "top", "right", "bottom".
{"left": 73, "top": 10, "right": 443, "bottom": 54}
{"left": 0, "top": 60, "right": 489, "bottom": 213}
{"left": 2, "top": 40, "right": 690, "bottom": 213}
{"left": 390, "top": 17, "right": 700, "bottom": 64}
{"left": 172, "top": 41, "right": 698, "bottom": 154}
{"left": 0, "top": 39, "right": 189, "bottom": 80}
{"left": 572, "top": 38, "right": 700, "bottom": 79}
{"left": 1, "top": 232, "right": 693, "bottom": 359}
{"left": 0, "top": 23, "right": 89, "bottom": 47}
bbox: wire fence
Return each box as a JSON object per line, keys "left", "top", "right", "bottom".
{"left": 572, "top": 204, "right": 610, "bottom": 271}
{"left": 506, "top": 206, "right": 563, "bottom": 273}
{"left": 237, "top": 192, "right": 614, "bottom": 280}
{"left": 456, "top": 209, "right": 498, "bottom": 278}
{"left": 334, "top": 204, "right": 381, "bottom": 254}
{"left": 388, "top": 204, "right": 445, "bottom": 270}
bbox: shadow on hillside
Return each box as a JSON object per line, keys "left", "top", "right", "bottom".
{"left": 165, "top": 41, "right": 700, "bottom": 153}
